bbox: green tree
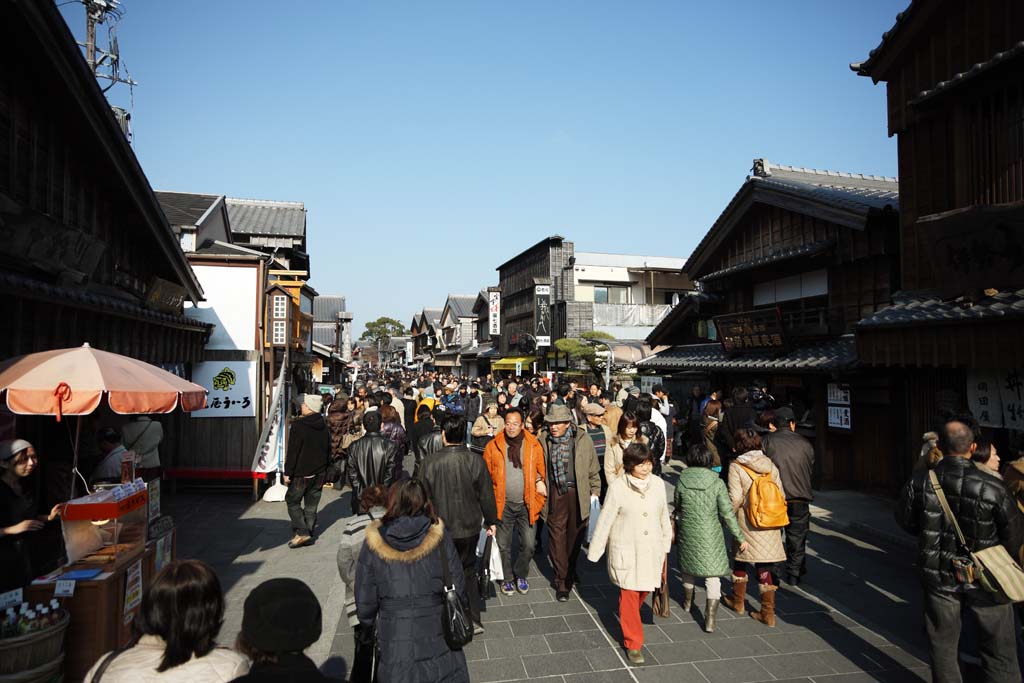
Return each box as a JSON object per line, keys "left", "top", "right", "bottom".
{"left": 555, "top": 331, "right": 615, "bottom": 380}
{"left": 360, "top": 316, "right": 406, "bottom": 347}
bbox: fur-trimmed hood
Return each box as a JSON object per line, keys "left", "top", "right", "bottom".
{"left": 365, "top": 517, "right": 445, "bottom": 563}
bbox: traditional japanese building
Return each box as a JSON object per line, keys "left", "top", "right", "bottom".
{"left": 0, "top": 1, "right": 211, "bottom": 479}
{"left": 852, "top": 0, "right": 1024, "bottom": 467}
{"left": 642, "top": 159, "right": 901, "bottom": 491}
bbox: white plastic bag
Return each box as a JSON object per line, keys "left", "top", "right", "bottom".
{"left": 488, "top": 537, "right": 504, "bottom": 582}
{"left": 587, "top": 497, "right": 601, "bottom": 543}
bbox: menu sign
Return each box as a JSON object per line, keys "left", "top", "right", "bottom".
{"left": 714, "top": 309, "right": 786, "bottom": 354}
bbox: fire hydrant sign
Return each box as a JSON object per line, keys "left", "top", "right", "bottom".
{"left": 190, "top": 361, "right": 257, "bottom": 418}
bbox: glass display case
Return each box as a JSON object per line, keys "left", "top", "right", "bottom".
{"left": 61, "top": 480, "right": 149, "bottom": 566}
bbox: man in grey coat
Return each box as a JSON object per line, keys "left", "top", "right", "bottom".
{"left": 762, "top": 406, "right": 815, "bottom": 585}
{"left": 539, "top": 404, "right": 602, "bottom": 601}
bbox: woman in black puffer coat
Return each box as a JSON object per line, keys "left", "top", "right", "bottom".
{"left": 355, "top": 479, "right": 470, "bottom": 683}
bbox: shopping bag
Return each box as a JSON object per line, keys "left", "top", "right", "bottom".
{"left": 652, "top": 557, "right": 670, "bottom": 618}
{"left": 489, "top": 536, "right": 505, "bottom": 583}
{"left": 587, "top": 498, "right": 601, "bottom": 543}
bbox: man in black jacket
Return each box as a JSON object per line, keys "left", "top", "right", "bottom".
{"left": 897, "top": 420, "right": 1024, "bottom": 682}
{"left": 718, "top": 387, "right": 757, "bottom": 478}
{"left": 763, "top": 407, "right": 815, "bottom": 585}
{"left": 347, "top": 410, "right": 402, "bottom": 516}
{"left": 284, "top": 394, "right": 332, "bottom": 549}
{"left": 420, "top": 414, "right": 498, "bottom": 634}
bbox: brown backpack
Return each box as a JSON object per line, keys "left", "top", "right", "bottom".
{"left": 738, "top": 463, "right": 789, "bottom": 529}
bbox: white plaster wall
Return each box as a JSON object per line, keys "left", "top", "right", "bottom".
{"left": 185, "top": 264, "right": 259, "bottom": 350}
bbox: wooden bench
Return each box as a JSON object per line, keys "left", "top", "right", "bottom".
{"left": 163, "top": 469, "right": 270, "bottom": 501}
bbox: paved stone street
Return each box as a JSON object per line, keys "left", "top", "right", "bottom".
{"left": 166, "top": 470, "right": 932, "bottom": 682}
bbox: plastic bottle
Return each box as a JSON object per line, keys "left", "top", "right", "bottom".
{"left": 1, "top": 609, "right": 16, "bottom": 638}
{"left": 38, "top": 607, "right": 51, "bottom": 628}
{"left": 17, "top": 610, "right": 35, "bottom": 635}
{"left": 49, "top": 599, "right": 65, "bottom": 622}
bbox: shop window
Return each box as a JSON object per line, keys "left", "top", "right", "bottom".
{"left": 272, "top": 295, "right": 287, "bottom": 319}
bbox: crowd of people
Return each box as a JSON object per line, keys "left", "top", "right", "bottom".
{"left": 62, "top": 367, "right": 1024, "bottom": 681}
{"left": 273, "top": 370, "right": 820, "bottom": 670}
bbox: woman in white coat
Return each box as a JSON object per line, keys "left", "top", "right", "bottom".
{"left": 587, "top": 443, "right": 672, "bottom": 665}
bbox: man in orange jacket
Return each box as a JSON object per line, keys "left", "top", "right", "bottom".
{"left": 483, "top": 406, "right": 547, "bottom": 595}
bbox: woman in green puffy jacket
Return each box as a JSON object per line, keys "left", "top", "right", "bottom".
{"left": 673, "top": 443, "right": 747, "bottom": 633}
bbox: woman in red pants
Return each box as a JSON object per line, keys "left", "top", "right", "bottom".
{"left": 586, "top": 443, "right": 673, "bottom": 665}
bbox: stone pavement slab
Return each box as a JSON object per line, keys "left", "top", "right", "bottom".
{"left": 166, "top": 475, "right": 932, "bottom": 682}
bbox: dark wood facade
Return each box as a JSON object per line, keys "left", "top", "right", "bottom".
{"left": 647, "top": 161, "right": 903, "bottom": 492}
{"left": 853, "top": 0, "right": 1024, "bottom": 472}
{"left": 0, "top": 2, "right": 209, "bottom": 493}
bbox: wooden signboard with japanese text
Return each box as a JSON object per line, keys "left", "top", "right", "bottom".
{"left": 714, "top": 309, "right": 787, "bottom": 355}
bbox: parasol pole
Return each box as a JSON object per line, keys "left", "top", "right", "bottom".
{"left": 70, "top": 416, "right": 82, "bottom": 500}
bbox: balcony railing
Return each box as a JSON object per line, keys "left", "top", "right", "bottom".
{"left": 592, "top": 303, "right": 671, "bottom": 327}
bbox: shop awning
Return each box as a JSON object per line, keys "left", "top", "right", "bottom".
{"left": 491, "top": 356, "right": 535, "bottom": 370}
{"left": 638, "top": 336, "right": 857, "bottom": 373}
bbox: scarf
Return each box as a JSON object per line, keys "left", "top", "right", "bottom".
{"left": 626, "top": 473, "right": 650, "bottom": 494}
{"left": 548, "top": 428, "right": 575, "bottom": 494}
{"left": 506, "top": 431, "right": 525, "bottom": 470}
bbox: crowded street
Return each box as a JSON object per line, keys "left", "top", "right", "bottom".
{"left": 3, "top": 1, "right": 1024, "bottom": 682}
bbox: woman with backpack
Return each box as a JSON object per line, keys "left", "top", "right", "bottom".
{"left": 722, "top": 427, "right": 787, "bottom": 627}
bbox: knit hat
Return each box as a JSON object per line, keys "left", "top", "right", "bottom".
{"left": 302, "top": 394, "right": 323, "bottom": 412}
{"left": 545, "top": 405, "right": 574, "bottom": 423}
{"left": 627, "top": 386, "right": 641, "bottom": 396}
{"left": 582, "top": 403, "right": 605, "bottom": 417}
{"left": 241, "top": 578, "right": 322, "bottom": 654}
{"left": 0, "top": 439, "right": 32, "bottom": 462}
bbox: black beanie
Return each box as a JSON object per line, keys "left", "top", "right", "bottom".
{"left": 241, "top": 578, "right": 322, "bottom": 653}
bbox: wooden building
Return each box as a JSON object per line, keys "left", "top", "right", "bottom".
{"left": 643, "top": 159, "right": 902, "bottom": 491}
{"left": 852, "top": 0, "right": 1024, "bottom": 466}
{"left": 0, "top": 1, "right": 210, "bottom": 482}
{"left": 434, "top": 294, "right": 477, "bottom": 371}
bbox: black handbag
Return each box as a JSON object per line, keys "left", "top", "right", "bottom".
{"left": 439, "top": 536, "right": 474, "bottom": 649}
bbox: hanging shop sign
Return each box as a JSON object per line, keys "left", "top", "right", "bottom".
{"left": 827, "top": 383, "right": 851, "bottom": 405}
{"left": 190, "top": 361, "right": 257, "bottom": 418}
{"left": 827, "top": 405, "right": 852, "bottom": 430}
{"left": 714, "top": 309, "right": 786, "bottom": 354}
{"left": 967, "top": 368, "right": 1024, "bottom": 429}
{"left": 488, "top": 290, "right": 501, "bottom": 336}
{"left": 535, "top": 285, "right": 551, "bottom": 347}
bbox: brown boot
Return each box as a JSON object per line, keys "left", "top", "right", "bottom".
{"left": 750, "top": 584, "right": 777, "bottom": 627}
{"left": 721, "top": 575, "right": 747, "bottom": 613}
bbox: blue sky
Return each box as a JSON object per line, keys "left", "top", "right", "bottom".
{"left": 60, "top": 0, "right": 905, "bottom": 334}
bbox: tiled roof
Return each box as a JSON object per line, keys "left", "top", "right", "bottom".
{"left": 685, "top": 159, "right": 897, "bottom": 279}
{"left": 857, "top": 289, "right": 1024, "bottom": 328}
{"left": 226, "top": 198, "right": 306, "bottom": 237}
{"left": 638, "top": 336, "right": 857, "bottom": 372}
{"left": 752, "top": 162, "right": 899, "bottom": 214}
{"left": 312, "top": 324, "right": 339, "bottom": 347}
{"left": 423, "top": 308, "right": 443, "bottom": 325}
{"left": 701, "top": 240, "right": 834, "bottom": 282}
{"left": 446, "top": 295, "right": 478, "bottom": 319}
{"left": 850, "top": 1, "right": 919, "bottom": 80}
{"left": 313, "top": 295, "right": 346, "bottom": 322}
{"left": 155, "top": 191, "right": 221, "bottom": 226}
{"left": 913, "top": 42, "right": 1024, "bottom": 105}
{"left": 1, "top": 271, "right": 212, "bottom": 331}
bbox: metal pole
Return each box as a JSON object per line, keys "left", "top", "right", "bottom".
{"left": 85, "top": 7, "right": 97, "bottom": 74}
{"left": 605, "top": 343, "right": 612, "bottom": 390}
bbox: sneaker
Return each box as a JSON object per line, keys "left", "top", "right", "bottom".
{"left": 626, "top": 649, "right": 645, "bottom": 665}
{"left": 500, "top": 581, "right": 515, "bottom": 596}
{"left": 516, "top": 577, "right": 530, "bottom": 595}
{"left": 473, "top": 622, "right": 485, "bottom": 636}
{"left": 556, "top": 590, "right": 570, "bottom": 602}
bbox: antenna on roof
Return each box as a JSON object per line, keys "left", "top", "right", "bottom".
{"left": 78, "top": 0, "right": 139, "bottom": 141}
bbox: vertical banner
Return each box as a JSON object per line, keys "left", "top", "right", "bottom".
{"left": 488, "top": 290, "right": 501, "bottom": 336}
{"left": 967, "top": 370, "right": 1005, "bottom": 428}
{"left": 252, "top": 365, "right": 286, "bottom": 473}
{"left": 535, "top": 284, "right": 551, "bottom": 347}
{"left": 999, "top": 368, "right": 1024, "bottom": 430}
